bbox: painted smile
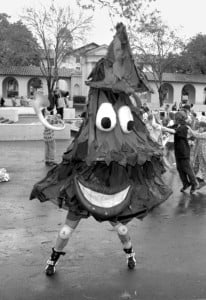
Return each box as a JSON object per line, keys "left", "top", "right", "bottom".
{"left": 74, "top": 176, "right": 132, "bottom": 219}
{"left": 78, "top": 181, "right": 131, "bottom": 208}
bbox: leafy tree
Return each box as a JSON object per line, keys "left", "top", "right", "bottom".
{"left": 132, "top": 15, "right": 184, "bottom": 106}
{"left": 22, "top": 1, "right": 93, "bottom": 102}
{"left": 77, "top": 0, "right": 157, "bottom": 24}
{"left": 0, "top": 13, "right": 40, "bottom": 66}
{"left": 172, "top": 34, "right": 206, "bottom": 75}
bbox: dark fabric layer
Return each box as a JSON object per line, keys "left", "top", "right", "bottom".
{"left": 30, "top": 156, "right": 172, "bottom": 223}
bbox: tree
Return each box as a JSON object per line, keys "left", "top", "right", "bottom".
{"left": 22, "top": 1, "right": 93, "bottom": 103}
{"left": 131, "top": 15, "right": 183, "bottom": 106}
{"left": 77, "top": 0, "right": 157, "bottom": 24}
{"left": 172, "top": 34, "right": 206, "bottom": 75}
{"left": 0, "top": 13, "right": 40, "bottom": 66}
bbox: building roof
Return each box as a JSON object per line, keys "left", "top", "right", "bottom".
{"left": 0, "top": 66, "right": 75, "bottom": 78}
{"left": 146, "top": 72, "right": 206, "bottom": 84}
{"left": 71, "top": 43, "right": 100, "bottom": 56}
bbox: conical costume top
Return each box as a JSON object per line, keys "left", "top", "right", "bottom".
{"left": 30, "top": 23, "right": 172, "bottom": 223}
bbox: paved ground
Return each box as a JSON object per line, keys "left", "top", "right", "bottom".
{"left": 1, "top": 140, "right": 206, "bottom": 300}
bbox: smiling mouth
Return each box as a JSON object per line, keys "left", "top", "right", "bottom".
{"left": 78, "top": 181, "right": 131, "bottom": 208}
{"left": 74, "top": 176, "right": 132, "bottom": 219}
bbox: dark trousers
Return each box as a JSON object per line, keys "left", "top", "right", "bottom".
{"left": 176, "top": 157, "right": 196, "bottom": 187}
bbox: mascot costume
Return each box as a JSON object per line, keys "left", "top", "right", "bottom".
{"left": 30, "top": 23, "right": 172, "bottom": 276}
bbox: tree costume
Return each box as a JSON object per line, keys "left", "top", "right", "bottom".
{"left": 30, "top": 23, "right": 172, "bottom": 276}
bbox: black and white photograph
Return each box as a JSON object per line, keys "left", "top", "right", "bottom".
{"left": 1, "top": 0, "right": 206, "bottom": 299}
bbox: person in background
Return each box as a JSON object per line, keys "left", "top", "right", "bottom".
{"left": 0, "top": 97, "right": 5, "bottom": 107}
{"left": 56, "top": 92, "right": 65, "bottom": 120}
{"left": 172, "top": 102, "right": 177, "bottom": 111}
{"left": 43, "top": 110, "right": 59, "bottom": 166}
{"left": 164, "top": 112, "right": 176, "bottom": 166}
{"left": 142, "top": 102, "right": 150, "bottom": 113}
{"left": 64, "top": 91, "right": 70, "bottom": 108}
{"left": 164, "top": 104, "right": 170, "bottom": 118}
{"left": 189, "top": 111, "right": 199, "bottom": 163}
{"left": 188, "top": 121, "right": 206, "bottom": 189}
{"left": 173, "top": 111, "right": 198, "bottom": 194}
{"left": 190, "top": 112, "right": 199, "bottom": 130}
{"left": 181, "top": 104, "right": 192, "bottom": 122}
{"left": 146, "top": 112, "right": 175, "bottom": 171}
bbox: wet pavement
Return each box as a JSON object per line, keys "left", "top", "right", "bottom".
{"left": 1, "top": 140, "right": 206, "bottom": 300}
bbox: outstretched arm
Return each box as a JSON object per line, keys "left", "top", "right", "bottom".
{"left": 162, "top": 126, "right": 175, "bottom": 134}
{"left": 188, "top": 127, "right": 206, "bottom": 139}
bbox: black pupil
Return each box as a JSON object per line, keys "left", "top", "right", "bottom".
{"left": 127, "top": 120, "right": 134, "bottom": 131}
{"left": 101, "top": 117, "right": 111, "bottom": 129}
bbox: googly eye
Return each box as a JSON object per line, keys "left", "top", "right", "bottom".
{"left": 96, "top": 103, "right": 117, "bottom": 132}
{"left": 118, "top": 106, "right": 134, "bottom": 133}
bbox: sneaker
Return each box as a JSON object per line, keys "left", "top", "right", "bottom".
{"left": 126, "top": 252, "right": 136, "bottom": 270}
{"left": 45, "top": 259, "right": 56, "bottom": 276}
{"left": 45, "top": 248, "right": 65, "bottom": 276}
{"left": 180, "top": 183, "right": 191, "bottom": 192}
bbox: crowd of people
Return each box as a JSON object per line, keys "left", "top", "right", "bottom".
{"left": 140, "top": 101, "right": 206, "bottom": 194}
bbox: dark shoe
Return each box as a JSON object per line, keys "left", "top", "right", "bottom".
{"left": 45, "top": 248, "right": 65, "bottom": 276}
{"left": 180, "top": 183, "right": 191, "bottom": 192}
{"left": 126, "top": 252, "right": 136, "bottom": 270}
{"left": 124, "top": 247, "right": 136, "bottom": 270}
{"left": 45, "top": 260, "right": 56, "bottom": 276}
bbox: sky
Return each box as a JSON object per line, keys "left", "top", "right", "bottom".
{"left": 1, "top": 0, "right": 206, "bottom": 45}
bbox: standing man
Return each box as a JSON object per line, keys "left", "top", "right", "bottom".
{"left": 173, "top": 111, "right": 198, "bottom": 194}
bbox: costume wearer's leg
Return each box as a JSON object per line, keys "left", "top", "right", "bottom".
{"left": 45, "top": 213, "right": 81, "bottom": 276}
{"left": 110, "top": 222, "right": 136, "bottom": 270}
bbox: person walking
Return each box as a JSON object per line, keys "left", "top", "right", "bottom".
{"left": 173, "top": 111, "right": 198, "bottom": 194}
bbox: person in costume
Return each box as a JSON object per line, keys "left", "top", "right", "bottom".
{"left": 30, "top": 23, "right": 172, "bottom": 276}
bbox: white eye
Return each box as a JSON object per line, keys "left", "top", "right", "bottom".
{"left": 118, "top": 106, "right": 134, "bottom": 133}
{"left": 96, "top": 103, "right": 117, "bottom": 131}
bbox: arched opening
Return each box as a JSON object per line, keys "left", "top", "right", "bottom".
{"left": 181, "top": 84, "right": 196, "bottom": 104}
{"left": 161, "top": 83, "right": 174, "bottom": 104}
{"left": 27, "top": 77, "right": 42, "bottom": 98}
{"left": 3, "top": 77, "right": 19, "bottom": 98}
{"left": 73, "top": 84, "right": 80, "bottom": 96}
